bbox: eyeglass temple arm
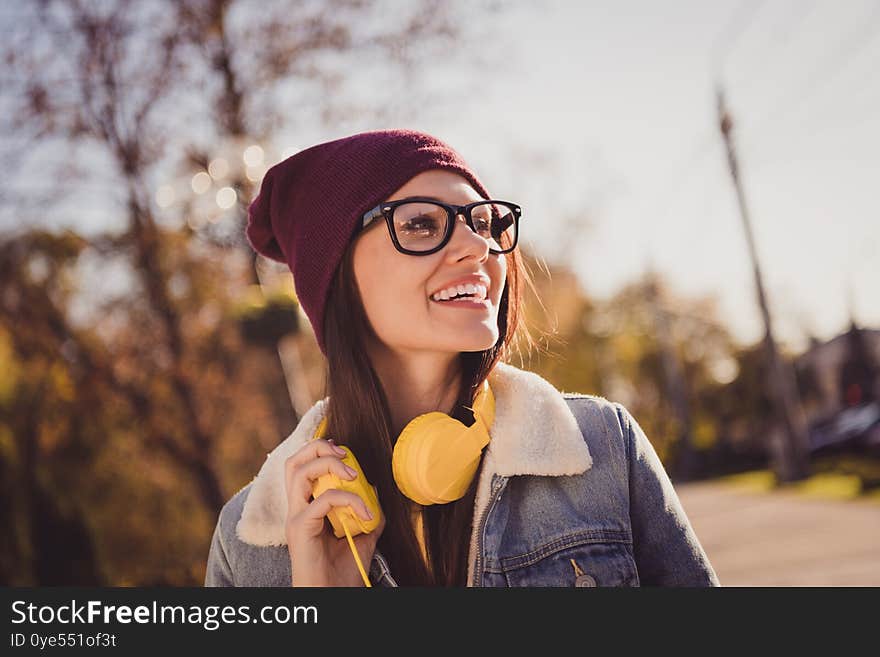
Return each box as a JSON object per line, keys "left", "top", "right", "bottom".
{"left": 362, "top": 204, "right": 385, "bottom": 229}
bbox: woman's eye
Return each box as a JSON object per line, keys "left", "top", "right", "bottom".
{"left": 470, "top": 215, "right": 491, "bottom": 234}
{"left": 402, "top": 216, "right": 441, "bottom": 234}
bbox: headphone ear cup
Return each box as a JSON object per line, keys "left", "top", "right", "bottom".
{"left": 392, "top": 412, "right": 460, "bottom": 505}
{"left": 392, "top": 410, "right": 492, "bottom": 505}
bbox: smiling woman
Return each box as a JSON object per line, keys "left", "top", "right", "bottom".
{"left": 351, "top": 169, "right": 510, "bottom": 377}
{"left": 205, "top": 128, "right": 719, "bottom": 588}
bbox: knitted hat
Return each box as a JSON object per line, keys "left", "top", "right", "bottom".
{"left": 245, "top": 128, "right": 492, "bottom": 355}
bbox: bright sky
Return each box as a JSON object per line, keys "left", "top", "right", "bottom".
{"left": 350, "top": 0, "right": 880, "bottom": 353}
{"left": 5, "top": 0, "right": 878, "bottom": 354}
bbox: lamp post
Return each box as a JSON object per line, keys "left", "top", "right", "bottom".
{"left": 717, "top": 89, "right": 811, "bottom": 482}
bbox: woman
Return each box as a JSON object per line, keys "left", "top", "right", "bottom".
{"left": 205, "top": 129, "right": 719, "bottom": 587}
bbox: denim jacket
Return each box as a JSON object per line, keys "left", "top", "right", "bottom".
{"left": 205, "top": 362, "right": 720, "bottom": 587}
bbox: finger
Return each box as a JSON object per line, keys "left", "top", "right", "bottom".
{"left": 285, "top": 455, "right": 358, "bottom": 517}
{"left": 297, "top": 489, "right": 375, "bottom": 537}
{"left": 292, "top": 455, "right": 359, "bottom": 497}
{"left": 312, "top": 489, "right": 374, "bottom": 523}
{"left": 284, "top": 440, "right": 348, "bottom": 512}
{"left": 351, "top": 510, "right": 386, "bottom": 565}
{"left": 287, "top": 438, "right": 347, "bottom": 472}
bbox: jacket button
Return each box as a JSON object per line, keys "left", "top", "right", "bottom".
{"left": 575, "top": 573, "right": 597, "bottom": 587}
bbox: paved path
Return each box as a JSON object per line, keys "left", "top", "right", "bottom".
{"left": 675, "top": 480, "right": 880, "bottom": 586}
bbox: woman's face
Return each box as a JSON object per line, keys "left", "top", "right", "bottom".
{"left": 352, "top": 169, "right": 507, "bottom": 358}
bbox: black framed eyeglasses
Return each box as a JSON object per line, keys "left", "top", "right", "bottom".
{"left": 360, "top": 196, "right": 521, "bottom": 256}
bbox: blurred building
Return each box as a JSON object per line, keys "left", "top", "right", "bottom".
{"left": 795, "top": 321, "right": 880, "bottom": 452}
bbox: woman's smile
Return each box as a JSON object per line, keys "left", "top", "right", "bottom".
{"left": 429, "top": 296, "right": 492, "bottom": 311}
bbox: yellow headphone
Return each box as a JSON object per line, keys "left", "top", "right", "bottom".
{"left": 310, "top": 379, "right": 494, "bottom": 586}
{"left": 312, "top": 378, "right": 495, "bottom": 506}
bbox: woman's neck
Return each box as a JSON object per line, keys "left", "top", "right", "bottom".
{"left": 369, "top": 349, "right": 463, "bottom": 438}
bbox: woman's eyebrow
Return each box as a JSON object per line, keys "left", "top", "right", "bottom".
{"left": 397, "top": 195, "right": 481, "bottom": 204}
{"left": 397, "top": 195, "right": 445, "bottom": 202}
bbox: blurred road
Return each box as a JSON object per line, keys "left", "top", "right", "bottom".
{"left": 676, "top": 480, "right": 880, "bottom": 586}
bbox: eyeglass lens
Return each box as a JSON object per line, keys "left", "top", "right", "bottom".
{"left": 391, "top": 202, "right": 517, "bottom": 253}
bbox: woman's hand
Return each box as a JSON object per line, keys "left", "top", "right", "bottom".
{"left": 284, "top": 438, "right": 386, "bottom": 586}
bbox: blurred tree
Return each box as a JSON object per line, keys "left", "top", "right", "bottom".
{"left": 521, "top": 256, "right": 742, "bottom": 479}
{"left": 0, "top": 0, "right": 503, "bottom": 584}
{"left": 597, "top": 274, "right": 740, "bottom": 476}
{"left": 698, "top": 342, "right": 776, "bottom": 471}
{"left": 0, "top": 231, "right": 103, "bottom": 584}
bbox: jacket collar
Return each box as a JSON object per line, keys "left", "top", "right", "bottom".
{"left": 235, "top": 361, "right": 593, "bottom": 548}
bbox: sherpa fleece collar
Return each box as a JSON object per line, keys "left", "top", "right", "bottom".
{"left": 235, "top": 361, "right": 593, "bottom": 562}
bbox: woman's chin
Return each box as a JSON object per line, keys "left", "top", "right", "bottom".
{"left": 443, "top": 330, "right": 499, "bottom": 353}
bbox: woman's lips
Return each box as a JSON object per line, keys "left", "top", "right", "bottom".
{"left": 430, "top": 297, "right": 491, "bottom": 310}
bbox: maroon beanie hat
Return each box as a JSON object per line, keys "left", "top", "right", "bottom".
{"left": 245, "top": 128, "right": 492, "bottom": 355}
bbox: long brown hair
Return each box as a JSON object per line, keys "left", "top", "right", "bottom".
{"left": 320, "top": 229, "right": 537, "bottom": 585}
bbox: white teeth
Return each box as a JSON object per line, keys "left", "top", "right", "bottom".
{"left": 430, "top": 282, "right": 489, "bottom": 302}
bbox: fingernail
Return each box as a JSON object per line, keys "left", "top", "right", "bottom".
{"left": 344, "top": 465, "right": 357, "bottom": 478}
{"left": 333, "top": 445, "right": 347, "bottom": 456}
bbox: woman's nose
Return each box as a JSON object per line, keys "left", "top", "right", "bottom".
{"left": 452, "top": 212, "right": 487, "bottom": 242}
{"left": 449, "top": 213, "right": 490, "bottom": 257}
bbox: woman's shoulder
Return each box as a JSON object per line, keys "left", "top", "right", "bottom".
{"left": 560, "top": 392, "right": 630, "bottom": 439}
{"left": 209, "top": 481, "right": 254, "bottom": 572}
{"left": 206, "top": 481, "right": 293, "bottom": 586}
{"left": 218, "top": 481, "right": 253, "bottom": 536}
{"left": 558, "top": 392, "right": 637, "bottom": 473}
